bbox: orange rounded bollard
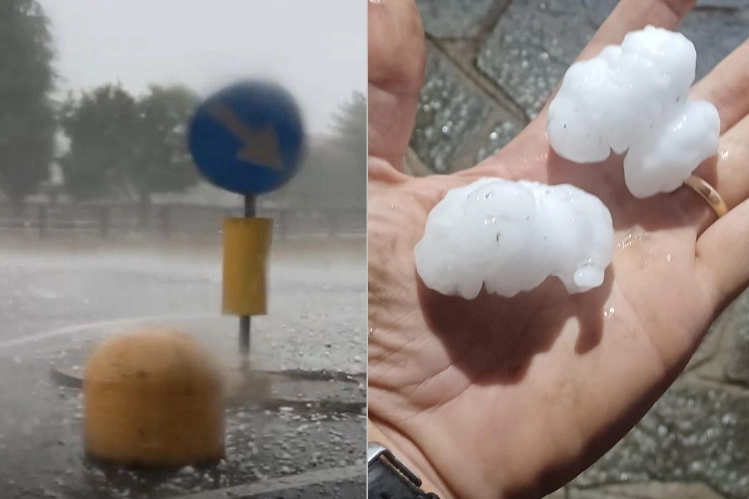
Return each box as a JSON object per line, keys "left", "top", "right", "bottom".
{"left": 83, "top": 329, "right": 225, "bottom": 468}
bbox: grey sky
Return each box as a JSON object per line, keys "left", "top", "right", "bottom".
{"left": 38, "top": 0, "right": 366, "bottom": 134}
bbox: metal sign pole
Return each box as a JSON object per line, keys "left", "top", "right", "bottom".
{"left": 188, "top": 81, "right": 303, "bottom": 372}
{"left": 239, "top": 194, "right": 256, "bottom": 365}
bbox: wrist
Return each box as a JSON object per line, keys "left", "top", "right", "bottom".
{"left": 368, "top": 417, "right": 453, "bottom": 499}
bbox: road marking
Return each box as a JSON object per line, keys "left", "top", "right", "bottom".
{"left": 173, "top": 464, "right": 363, "bottom": 499}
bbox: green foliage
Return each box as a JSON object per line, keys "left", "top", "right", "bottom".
{"left": 60, "top": 84, "right": 200, "bottom": 203}
{"left": 126, "top": 85, "right": 200, "bottom": 201}
{"left": 0, "top": 0, "right": 56, "bottom": 204}
{"left": 329, "top": 91, "right": 366, "bottom": 166}
{"left": 330, "top": 91, "right": 367, "bottom": 208}
{"left": 58, "top": 85, "right": 139, "bottom": 201}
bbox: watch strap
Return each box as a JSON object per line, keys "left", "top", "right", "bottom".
{"left": 368, "top": 442, "right": 440, "bottom": 499}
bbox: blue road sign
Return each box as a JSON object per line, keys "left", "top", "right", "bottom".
{"left": 188, "top": 81, "right": 305, "bottom": 195}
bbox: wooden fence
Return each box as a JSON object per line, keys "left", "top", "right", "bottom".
{"left": 0, "top": 202, "right": 365, "bottom": 240}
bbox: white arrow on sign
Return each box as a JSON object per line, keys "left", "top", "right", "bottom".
{"left": 206, "top": 101, "right": 284, "bottom": 170}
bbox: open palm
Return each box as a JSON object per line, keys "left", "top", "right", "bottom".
{"left": 367, "top": 1, "right": 749, "bottom": 498}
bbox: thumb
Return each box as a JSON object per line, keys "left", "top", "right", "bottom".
{"left": 368, "top": 0, "right": 426, "bottom": 171}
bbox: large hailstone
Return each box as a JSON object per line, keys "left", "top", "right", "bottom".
{"left": 414, "top": 178, "right": 614, "bottom": 299}
{"left": 547, "top": 26, "right": 720, "bottom": 198}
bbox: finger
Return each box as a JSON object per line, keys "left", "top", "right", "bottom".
{"left": 686, "top": 36, "right": 749, "bottom": 233}
{"left": 711, "top": 112, "right": 749, "bottom": 208}
{"left": 686, "top": 112, "right": 749, "bottom": 234}
{"left": 696, "top": 196, "right": 749, "bottom": 309}
{"left": 691, "top": 37, "right": 749, "bottom": 133}
{"left": 368, "top": 0, "right": 426, "bottom": 171}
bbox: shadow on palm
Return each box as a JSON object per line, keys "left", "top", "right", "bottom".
{"left": 417, "top": 266, "right": 614, "bottom": 385}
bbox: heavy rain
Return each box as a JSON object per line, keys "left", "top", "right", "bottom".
{"left": 0, "top": 1, "right": 366, "bottom": 497}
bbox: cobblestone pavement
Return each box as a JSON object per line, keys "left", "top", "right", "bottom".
{"left": 410, "top": 1, "right": 749, "bottom": 498}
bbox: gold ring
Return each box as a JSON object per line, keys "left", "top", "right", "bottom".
{"left": 683, "top": 175, "right": 728, "bottom": 218}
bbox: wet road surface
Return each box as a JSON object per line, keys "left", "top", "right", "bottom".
{"left": 0, "top": 242, "right": 366, "bottom": 498}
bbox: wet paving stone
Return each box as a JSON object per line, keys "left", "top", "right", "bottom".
{"left": 680, "top": 6, "right": 749, "bottom": 87}
{"left": 477, "top": 0, "right": 615, "bottom": 118}
{"left": 477, "top": 0, "right": 749, "bottom": 119}
{"left": 725, "top": 291, "right": 749, "bottom": 386}
{"left": 696, "top": 0, "right": 749, "bottom": 9}
{"left": 569, "top": 481, "right": 725, "bottom": 499}
{"left": 411, "top": 46, "right": 495, "bottom": 173}
{"left": 573, "top": 382, "right": 749, "bottom": 499}
{"left": 416, "top": 0, "right": 499, "bottom": 38}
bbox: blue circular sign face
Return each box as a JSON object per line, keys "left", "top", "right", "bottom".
{"left": 188, "top": 81, "right": 305, "bottom": 195}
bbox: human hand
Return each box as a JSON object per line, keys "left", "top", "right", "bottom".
{"left": 367, "top": 1, "right": 749, "bottom": 498}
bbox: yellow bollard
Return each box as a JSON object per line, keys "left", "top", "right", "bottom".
{"left": 222, "top": 217, "right": 273, "bottom": 316}
{"left": 83, "top": 329, "right": 225, "bottom": 468}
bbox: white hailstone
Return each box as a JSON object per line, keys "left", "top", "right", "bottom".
{"left": 414, "top": 178, "right": 614, "bottom": 299}
{"left": 547, "top": 25, "right": 720, "bottom": 198}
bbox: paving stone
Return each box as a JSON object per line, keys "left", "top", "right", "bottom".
{"left": 725, "top": 290, "right": 749, "bottom": 385}
{"left": 477, "top": 0, "right": 749, "bottom": 118}
{"left": 686, "top": 319, "right": 723, "bottom": 372}
{"left": 411, "top": 46, "right": 495, "bottom": 173}
{"left": 477, "top": 0, "right": 616, "bottom": 118}
{"left": 692, "top": 288, "right": 749, "bottom": 382}
{"left": 404, "top": 147, "right": 433, "bottom": 177}
{"left": 573, "top": 382, "right": 749, "bottom": 499}
{"left": 544, "top": 488, "right": 566, "bottom": 498}
{"left": 680, "top": 6, "right": 749, "bottom": 82}
{"left": 474, "top": 120, "right": 523, "bottom": 164}
{"left": 686, "top": 291, "right": 744, "bottom": 373}
{"left": 696, "top": 0, "right": 749, "bottom": 9}
{"left": 416, "top": 0, "right": 500, "bottom": 38}
{"left": 569, "top": 482, "right": 725, "bottom": 499}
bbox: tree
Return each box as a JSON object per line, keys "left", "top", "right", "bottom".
{"left": 58, "top": 84, "right": 140, "bottom": 202}
{"left": 327, "top": 91, "right": 367, "bottom": 209}
{"left": 329, "top": 91, "right": 366, "bottom": 167}
{"left": 59, "top": 84, "right": 200, "bottom": 219}
{"left": 271, "top": 92, "right": 367, "bottom": 211}
{"left": 0, "top": 0, "right": 56, "bottom": 210}
{"left": 124, "top": 85, "right": 200, "bottom": 222}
